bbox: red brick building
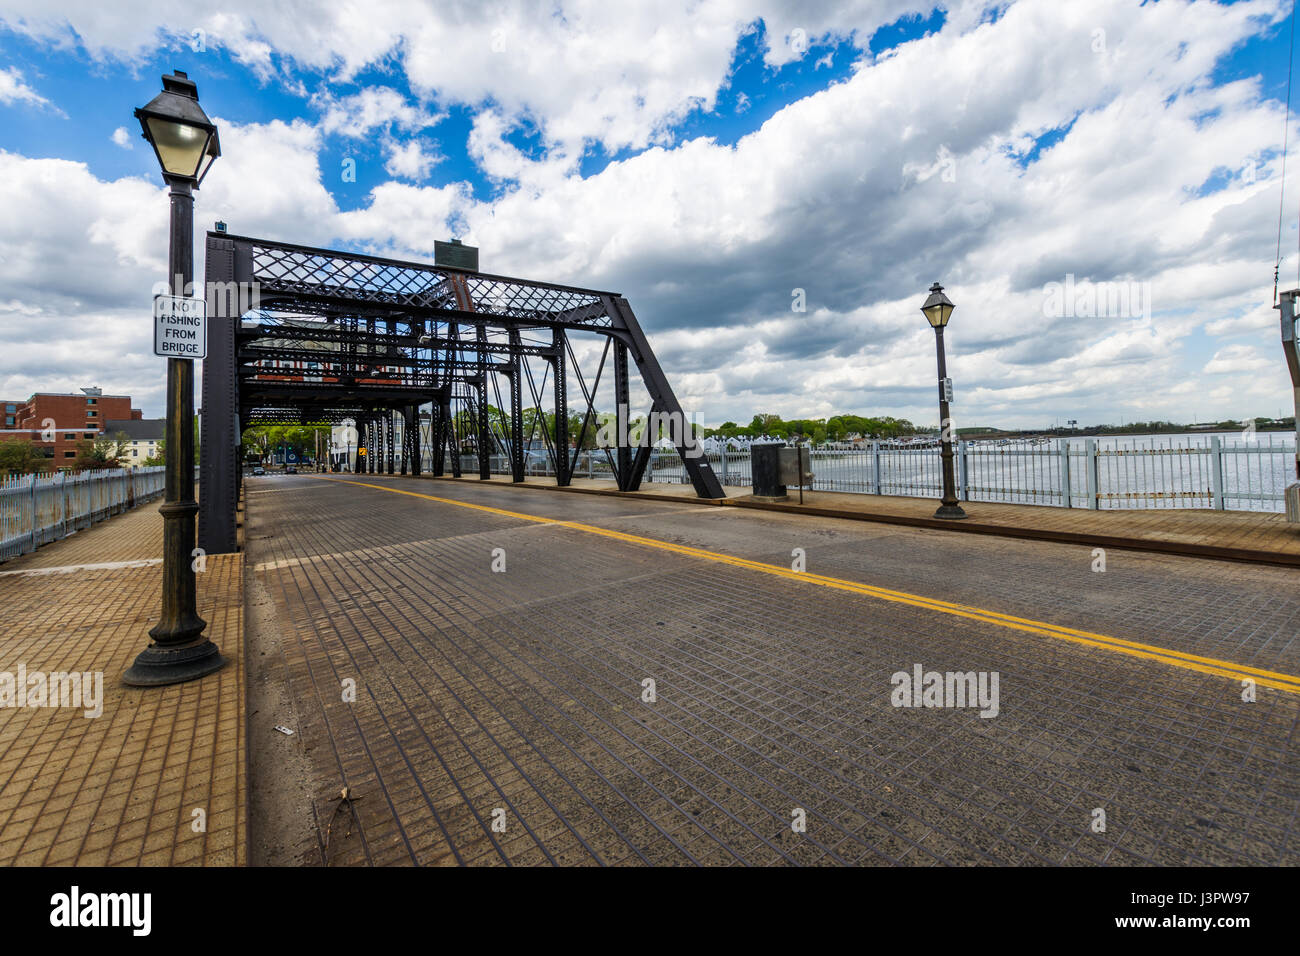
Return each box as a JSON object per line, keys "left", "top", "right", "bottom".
{"left": 1, "top": 388, "right": 142, "bottom": 466}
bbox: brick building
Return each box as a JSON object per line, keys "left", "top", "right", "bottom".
{"left": 0, "top": 387, "right": 142, "bottom": 465}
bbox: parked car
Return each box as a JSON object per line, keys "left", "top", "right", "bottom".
{"left": 252, "top": 466, "right": 265, "bottom": 476}
{"left": 285, "top": 465, "right": 297, "bottom": 474}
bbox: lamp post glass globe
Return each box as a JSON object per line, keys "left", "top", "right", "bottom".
{"left": 134, "top": 70, "right": 221, "bottom": 185}
{"left": 921, "top": 282, "right": 966, "bottom": 520}
{"left": 921, "top": 281, "right": 955, "bottom": 328}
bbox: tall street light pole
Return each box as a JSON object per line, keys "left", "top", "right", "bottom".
{"left": 124, "top": 70, "right": 227, "bottom": 687}
{"left": 921, "top": 282, "right": 966, "bottom": 520}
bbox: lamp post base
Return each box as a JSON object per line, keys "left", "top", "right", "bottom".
{"left": 934, "top": 503, "right": 968, "bottom": 520}
{"left": 123, "top": 639, "right": 227, "bottom": 687}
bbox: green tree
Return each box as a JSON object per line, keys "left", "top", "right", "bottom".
{"left": 73, "top": 437, "right": 121, "bottom": 470}
{"left": 107, "top": 430, "right": 132, "bottom": 459}
{"left": 0, "top": 437, "right": 48, "bottom": 475}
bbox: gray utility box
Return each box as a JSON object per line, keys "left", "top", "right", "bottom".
{"left": 1286, "top": 483, "right": 1300, "bottom": 524}
{"left": 779, "top": 445, "right": 815, "bottom": 488}
{"left": 751, "top": 444, "right": 814, "bottom": 501}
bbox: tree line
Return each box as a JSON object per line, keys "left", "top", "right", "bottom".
{"left": 704, "top": 414, "right": 922, "bottom": 443}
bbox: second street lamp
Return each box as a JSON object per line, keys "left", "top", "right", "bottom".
{"left": 123, "top": 70, "right": 226, "bottom": 686}
{"left": 921, "top": 281, "right": 966, "bottom": 520}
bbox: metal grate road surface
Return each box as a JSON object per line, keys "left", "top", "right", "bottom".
{"left": 246, "top": 475, "right": 1300, "bottom": 866}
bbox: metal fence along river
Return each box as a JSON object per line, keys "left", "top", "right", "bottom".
{"left": 460, "top": 432, "right": 1296, "bottom": 514}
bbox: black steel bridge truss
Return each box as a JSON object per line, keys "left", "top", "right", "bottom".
{"left": 198, "top": 232, "right": 723, "bottom": 553}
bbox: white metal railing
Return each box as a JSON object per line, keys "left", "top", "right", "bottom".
{"left": 0, "top": 467, "right": 167, "bottom": 562}
{"left": 425, "top": 434, "right": 1296, "bottom": 513}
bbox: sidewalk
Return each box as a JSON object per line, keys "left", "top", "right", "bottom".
{"left": 422, "top": 474, "right": 1300, "bottom": 566}
{"left": 0, "top": 502, "right": 246, "bottom": 866}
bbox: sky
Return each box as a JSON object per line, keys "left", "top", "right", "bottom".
{"left": 0, "top": 0, "right": 1297, "bottom": 430}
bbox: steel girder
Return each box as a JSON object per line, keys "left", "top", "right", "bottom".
{"left": 199, "top": 232, "right": 724, "bottom": 555}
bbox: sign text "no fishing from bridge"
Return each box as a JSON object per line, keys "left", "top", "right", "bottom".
{"left": 153, "top": 295, "right": 207, "bottom": 359}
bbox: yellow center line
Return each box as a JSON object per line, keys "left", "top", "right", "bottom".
{"left": 308, "top": 476, "right": 1300, "bottom": 694}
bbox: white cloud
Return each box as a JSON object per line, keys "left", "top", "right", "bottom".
{"left": 1204, "top": 344, "right": 1272, "bottom": 375}
{"left": 311, "top": 86, "right": 444, "bottom": 139}
{"left": 0, "top": 151, "right": 167, "bottom": 408}
{"left": 196, "top": 118, "right": 340, "bottom": 246}
{"left": 382, "top": 139, "right": 441, "bottom": 181}
{"left": 0, "top": 65, "right": 59, "bottom": 112}
{"left": 0, "top": 0, "right": 935, "bottom": 151}
{"left": 110, "top": 126, "right": 132, "bottom": 149}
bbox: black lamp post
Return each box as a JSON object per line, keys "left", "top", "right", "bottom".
{"left": 124, "top": 70, "right": 227, "bottom": 686}
{"left": 921, "top": 282, "right": 966, "bottom": 520}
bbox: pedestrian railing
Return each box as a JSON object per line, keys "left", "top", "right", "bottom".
{"left": 427, "top": 435, "right": 1296, "bottom": 514}
{"left": 0, "top": 467, "right": 167, "bottom": 563}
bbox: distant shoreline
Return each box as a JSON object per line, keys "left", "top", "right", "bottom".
{"left": 956, "top": 425, "right": 1297, "bottom": 440}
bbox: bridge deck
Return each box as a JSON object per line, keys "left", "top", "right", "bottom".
{"left": 247, "top": 473, "right": 1300, "bottom": 866}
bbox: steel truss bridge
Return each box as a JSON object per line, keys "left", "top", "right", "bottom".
{"left": 198, "top": 232, "right": 723, "bottom": 553}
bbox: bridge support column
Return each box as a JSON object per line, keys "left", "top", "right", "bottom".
{"left": 445, "top": 401, "right": 461, "bottom": 478}
{"left": 553, "top": 328, "right": 571, "bottom": 487}
{"left": 198, "top": 232, "right": 245, "bottom": 555}
{"left": 400, "top": 408, "right": 408, "bottom": 476}
{"left": 430, "top": 403, "right": 445, "bottom": 476}
{"left": 407, "top": 406, "right": 420, "bottom": 477}
{"left": 386, "top": 412, "right": 395, "bottom": 475}
{"left": 613, "top": 340, "right": 632, "bottom": 491}
{"left": 477, "top": 324, "right": 491, "bottom": 480}
{"left": 509, "top": 330, "right": 525, "bottom": 482}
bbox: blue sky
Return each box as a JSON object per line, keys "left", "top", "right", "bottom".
{"left": 0, "top": 0, "right": 1296, "bottom": 428}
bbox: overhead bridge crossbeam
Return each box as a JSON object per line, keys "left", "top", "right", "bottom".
{"left": 199, "top": 232, "right": 724, "bottom": 553}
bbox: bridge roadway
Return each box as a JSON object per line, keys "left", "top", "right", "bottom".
{"left": 244, "top": 473, "right": 1300, "bottom": 866}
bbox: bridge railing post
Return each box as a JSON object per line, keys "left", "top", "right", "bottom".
{"left": 1210, "top": 435, "right": 1225, "bottom": 510}
{"left": 957, "top": 439, "right": 969, "bottom": 501}
{"left": 1085, "top": 438, "right": 1099, "bottom": 510}
{"left": 1059, "top": 439, "right": 1072, "bottom": 508}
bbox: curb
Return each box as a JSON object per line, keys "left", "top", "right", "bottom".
{"left": 237, "top": 483, "right": 250, "bottom": 868}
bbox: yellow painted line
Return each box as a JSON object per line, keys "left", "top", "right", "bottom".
{"left": 311, "top": 476, "right": 1300, "bottom": 694}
